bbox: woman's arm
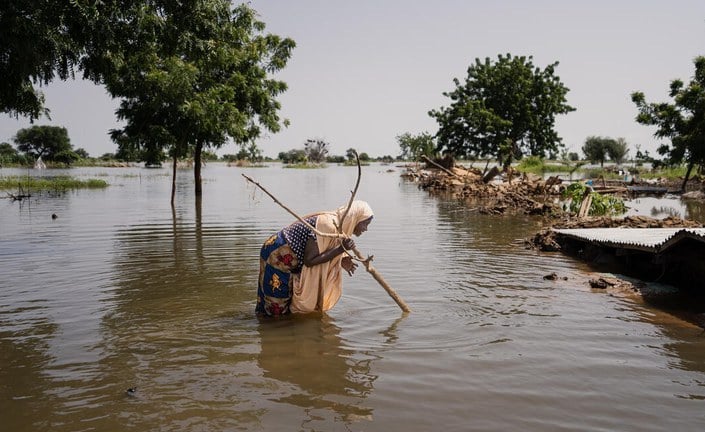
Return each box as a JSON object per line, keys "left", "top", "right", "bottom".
{"left": 303, "top": 236, "right": 355, "bottom": 267}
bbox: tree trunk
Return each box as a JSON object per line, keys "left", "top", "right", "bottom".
{"left": 194, "top": 141, "right": 203, "bottom": 197}
{"left": 482, "top": 166, "right": 500, "bottom": 183}
{"left": 171, "top": 153, "right": 177, "bottom": 208}
{"left": 680, "top": 161, "right": 694, "bottom": 193}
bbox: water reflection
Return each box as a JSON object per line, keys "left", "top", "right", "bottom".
{"left": 257, "top": 315, "right": 376, "bottom": 426}
{"left": 683, "top": 198, "right": 705, "bottom": 222}
{"left": 625, "top": 196, "right": 705, "bottom": 223}
{"left": 0, "top": 317, "right": 60, "bottom": 431}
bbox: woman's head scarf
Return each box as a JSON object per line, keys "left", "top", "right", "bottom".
{"left": 335, "top": 200, "right": 374, "bottom": 236}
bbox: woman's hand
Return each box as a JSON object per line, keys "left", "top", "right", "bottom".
{"left": 341, "top": 256, "right": 358, "bottom": 276}
{"left": 341, "top": 237, "right": 356, "bottom": 251}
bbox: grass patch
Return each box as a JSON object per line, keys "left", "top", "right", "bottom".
{"left": 0, "top": 175, "right": 109, "bottom": 191}
{"left": 581, "top": 168, "right": 624, "bottom": 180}
{"left": 515, "top": 156, "right": 576, "bottom": 175}
{"left": 639, "top": 166, "right": 689, "bottom": 180}
{"left": 282, "top": 163, "right": 327, "bottom": 169}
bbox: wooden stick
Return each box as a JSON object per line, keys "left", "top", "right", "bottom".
{"left": 337, "top": 150, "right": 362, "bottom": 230}
{"left": 339, "top": 151, "right": 411, "bottom": 312}
{"left": 352, "top": 247, "right": 411, "bottom": 312}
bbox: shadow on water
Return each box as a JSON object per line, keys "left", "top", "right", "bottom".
{"left": 256, "top": 314, "right": 377, "bottom": 428}
{"left": 0, "top": 317, "right": 61, "bottom": 431}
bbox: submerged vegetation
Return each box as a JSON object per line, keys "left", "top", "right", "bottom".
{"left": 0, "top": 176, "right": 108, "bottom": 192}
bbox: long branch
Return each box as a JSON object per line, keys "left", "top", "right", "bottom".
{"left": 338, "top": 150, "right": 362, "bottom": 230}
{"left": 242, "top": 173, "right": 346, "bottom": 239}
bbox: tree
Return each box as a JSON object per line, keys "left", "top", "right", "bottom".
{"left": 236, "top": 142, "right": 263, "bottom": 162}
{"left": 607, "top": 137, "right": 629, "bottom": 165}
{"left": 278, "top": 149, "right": 306, "bottom": 164}
{"left": 74, "top": 148, "right": 90, "bottom": 159}
{"left": 304, "top": 139, "right": 329, "bottom": 163}
{"left": 396, "top": 132, "right": 436, "bottom": 160}
{"left": 632, "top": 56, "right": 705, "bottom": 191}
{"left": 429, "top": 54, "right": 574, "bottom": 167}
{"left": 87, "top": 1, "right": 295, "bottom": 202}
{"left": 13, "top": 125, "right": 72, "bottom": 161}
{"left": 0, "top": 142, "right": 18, "bottom": 164}
{"left": 582, "top": 136, "right": 613, "bottom": 167}
{"left": 0, "top": 1, "right": 85, "bottom": 120}
{"left": 345, "top": 148, "right": 358, "bottom": 161}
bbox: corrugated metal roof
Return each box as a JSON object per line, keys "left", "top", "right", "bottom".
{"left": 552, "top": 228, "right": 705, "bottom": 253}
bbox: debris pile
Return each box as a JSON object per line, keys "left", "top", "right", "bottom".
{"left": 402, "top": 164, "right": 564, "bottom": 216}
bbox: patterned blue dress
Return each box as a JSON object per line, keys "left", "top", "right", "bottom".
{"left": 256, "top": 216, "right": 317, "bottom": 316}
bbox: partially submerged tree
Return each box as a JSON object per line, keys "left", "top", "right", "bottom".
{"left": 632, "top": 56, "right": 705, "bottom": 191}
{"left": 429, "top": 54, "right": 575, "bottom": 167}
{"left": 2, "top": 1, "right": 295, "bottom": 204}
{"left": 304, "top": 139, "right": 329, "bottom": 163}
{"left": 86, "top": 1, "right": 295, "bottom": 202}
{"left": 278, "top": 149, "right": 306, "bottom": 164}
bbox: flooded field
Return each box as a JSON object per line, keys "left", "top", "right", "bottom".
{"left": 1, "top": 163, "right": 704, "bottom": 431}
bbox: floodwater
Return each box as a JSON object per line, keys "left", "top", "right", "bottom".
{"left": 1, "top": 163, "right": 704, "bottom": 432}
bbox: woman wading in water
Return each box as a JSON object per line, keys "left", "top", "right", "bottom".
{"left": 256, "top": 200, "right": 374, "bottom": 317}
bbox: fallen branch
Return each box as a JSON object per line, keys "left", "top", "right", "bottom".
{"left": 421, "top": 155, "right": 460, "bottom": 178}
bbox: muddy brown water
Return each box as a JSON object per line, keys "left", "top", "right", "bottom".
{"left": 1, "top": 163, "right": 704, "bottom": 431}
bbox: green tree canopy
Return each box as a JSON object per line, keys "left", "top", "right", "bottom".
{"left": 429, "top": 54, "right": 575, "bottom": 167}
{"left": 582, "top": 136, "right": 629, "bottom": 166}
{"left": 74, "top": 148, "right": 90, "bottom": 159}
{"left": 91, "top": 1, "right": 294, "bottom": 198}
{"left": 278, "top": 149, "right": 306, "bottom": 164}
{"left": 236, "top": 142, "right": 263, "bottom": 162}
{"left": 396, "top": 132, "right": 435, "bottom": 160}
{"left": 607, "top": 137, "right": 629, "bottom": 165}
{"left": 0, "top": 1, "right": 86, "bottom": 120}
{"left": 13, "top": 125, "right": 72, "bottom": 161}
{"left": 582, "top": 136, "right": 614, "bottom": 167}
{"left": 0, "top": 142, "right": 15, "bottom": 156}
{"left": 632, "top": 56, "right": 705, "bottom": 191}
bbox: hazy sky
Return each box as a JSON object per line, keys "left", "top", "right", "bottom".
{"left": 1, "top": 0, "right": 704, "bottom": 159}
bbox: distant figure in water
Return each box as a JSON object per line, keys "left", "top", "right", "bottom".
{"left": 255, "top": 200, "right": 374, "bottom": 317}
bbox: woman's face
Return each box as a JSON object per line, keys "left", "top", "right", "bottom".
{"left": 353, "top": 217, "right": 373, "bottom": 237}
